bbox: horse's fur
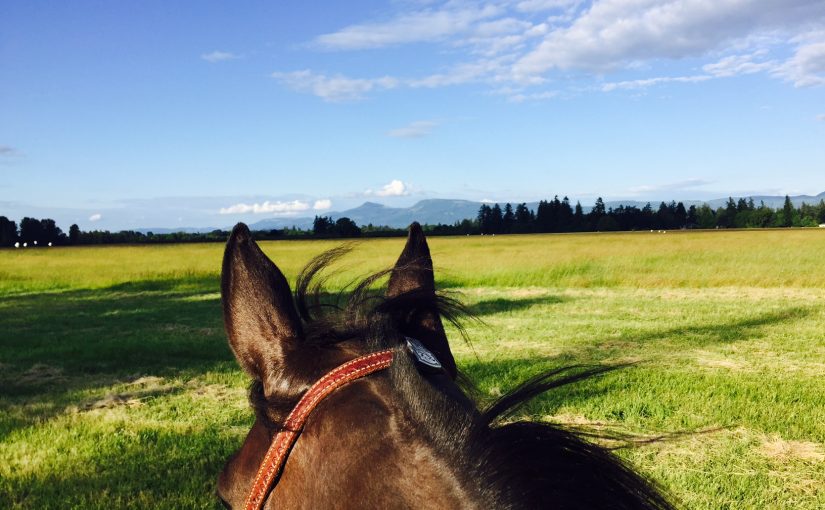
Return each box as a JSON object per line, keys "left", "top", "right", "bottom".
{"left": 217, "top": 222, "right": 674, "bottom": 509}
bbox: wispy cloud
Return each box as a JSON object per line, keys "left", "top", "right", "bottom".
{"left": 702, "top": 52, "right": 777, "bottom": 78}
{"left": 89, "top": 213, "right": 102, "bottom": 222}
{"left": 313, "top": 4, "right": 502, "bottom": 50}
{"left": 628, "top": 179, "right": 713, "bottom": 195}
{"left": 365, "top": 180, "right": 410, "bottom": 197}
{"left": 201, "top": 50, "right": 241, "bottom": 63}
{"left": 816, "top": 113, "right": 825, "bottom": 121}
{"left": 387, "top": 120, "right": 438, "bottom": 138}
{"left": 602, "top": 75, "right": 712, "bottom": 92}
{"left": 0, "top": 145, "right": 21, "bottom": 157}
{"left": 219, "top": 200, "right": 311, "bottom": 215}
{"left": 272, "top": 70, "right": 398, "bottom": 102}
{"left": 772, "top": 34, "right": 825, "bottom": 87}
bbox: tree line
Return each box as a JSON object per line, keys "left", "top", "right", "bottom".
{"left": 2, "top": 195, "right": 824, "bottom": 247}
{"left": 475, "top": 195, "right": 825, "bottom": 234}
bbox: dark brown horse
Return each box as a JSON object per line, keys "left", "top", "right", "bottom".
{"left": 217, "top": 222, "right": 673, "bottom": 509}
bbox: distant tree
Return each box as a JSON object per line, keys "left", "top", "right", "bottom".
{"left": 781, "top": 195, "right": 794, "bottom": 227}
{"left": 686, "top": 205, "right": 698, "bottom": 228}
{"left": 0, "top": 216, "right": 18, "bottom": 247}
{"left": 559, "top": 196, "right": 574, "bottom": 231}
{"left": 333, "top": 217, "right": 361, "bottom": 237}
{"left": 514, "top": 203, "right": 533, "bottom": 232}
{"left": 656, "top": 202, "right": 675, "bottom": 229}
{"left": 750, "top": 201, "right": 775, "bottom": 228}
{"left": 69, "top": 224, "right": 80, "bottom": 244}
{"left": 19, "top": 217, "right": 44, "bottom": 244}
{"left": 696, "top": 204, "right": 716, "bottom": 229}
{"left": 502, "top": 203, "right": 514, "bottom": 233}
{"left": 716, "top": 197, "right": 737, "bottom": 228}
{"left": 592, "top": 197, "right": 606, "bottom": 216}
{"left": 477, "top": 204, "right": 493, "bottom": 234}
{"left": 40, "top": 219, "right": 64, "bottom": 245}
{"left": 490, "top": 204, "right": 503, "bottom": 234}
{"left": 313, "top": 215, "right": 333, "bottom": 235}
{"left": 573, "top": 201, "right": 584, "bottom": 230}
{"left": 674, "top": 202, "right": 687, "bottom": 228}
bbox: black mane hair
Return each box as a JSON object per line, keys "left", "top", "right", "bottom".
{"left": 251, "top": 248, "right": 675, "bottom": 509}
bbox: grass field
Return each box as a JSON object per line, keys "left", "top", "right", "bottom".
{"left": 2, "top": 229, "right": 824, "bottom": 509}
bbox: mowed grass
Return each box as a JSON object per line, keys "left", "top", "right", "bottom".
{"left": 1, "top": 229, "right": 824, "bottom": 509}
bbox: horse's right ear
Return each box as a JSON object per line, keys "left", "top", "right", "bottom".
{"left": 221, "top": 223, "right": 302, "bottom": 398}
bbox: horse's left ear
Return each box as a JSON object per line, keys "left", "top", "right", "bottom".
{"left": 387, "top": 222, "right": 457, "bottom": 378}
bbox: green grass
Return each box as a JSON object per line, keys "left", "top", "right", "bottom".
{"left": 2, "top": 230, "right": 824, "bottom": 509}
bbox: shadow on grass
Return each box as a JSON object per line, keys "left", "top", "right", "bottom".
{"left": 466, "top": 295, "right": 567, "bottom": 316}
{"left": 616, "top": 306, "right": 814, "bottom": 349}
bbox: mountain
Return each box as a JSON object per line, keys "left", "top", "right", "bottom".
{"left": 137, "top": 192, "right": 825, "bottom": 232}
{"left": 248, "top": 199, "right": 482, "bottom": 230}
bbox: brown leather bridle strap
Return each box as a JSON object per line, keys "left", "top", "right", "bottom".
{"left": 244, "top": 349, "right": 395, "bottom": 510}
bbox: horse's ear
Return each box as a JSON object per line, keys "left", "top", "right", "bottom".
{"left": 221, "top": 223, "right": 302, "bottom": 398}
{"left": 387, "top": 222, "right": 458, "bottom": 378}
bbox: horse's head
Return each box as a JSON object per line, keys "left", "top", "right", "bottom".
{"left": 216, "top": 223, "right": 673, "bottom": 509}
{"left": 216, "top": 222, "right": 474, "bottom": 509}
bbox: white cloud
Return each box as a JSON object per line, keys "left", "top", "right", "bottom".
{"left": 366, "top": 180, "right": 410, "bottom": 197}
{"left": 275, "top": 0, "right": 825, "bottom": 101}
{"left": 89, "top": 213, "right": 102, "bottom": 222}
{"left": 272, "top": 70, "right": 398, "bottom": 102}
{"left": 773, "top": 35, "right": 825, "bottom": 87}
{"left": 201, "top": 50, "right": 241, "bottom": 63}
{"left": 387, "top": 120, "right": 438, "bottom": 138}
{"left": 313, "top": 199, "right": 332, "bottom": 210}
{"left": 816, "top": 113, "right": 825, "bottom": 121}
{"left": 514, "top": 0, "right": 825, "bottom": 78}
{"left": 219, "top": 200, "right": 311, "bottom": 215}
{"left": 0, "top": 145, "right": 19, "bottom": 156}
{"left": 601, "top": 75, "right": 712, "bottom": 92}
{"left": 314, "top": 4, "right": 502, "bottom": 50}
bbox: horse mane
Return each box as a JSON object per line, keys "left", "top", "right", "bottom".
{"left": 250, "top": 248, "right": 675, "bottom": 509}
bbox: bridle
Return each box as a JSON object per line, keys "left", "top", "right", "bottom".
{"left": 243, "top": 349, "right": 395, "bottom": 510}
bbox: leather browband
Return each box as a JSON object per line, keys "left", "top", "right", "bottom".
{"left": 244, "top": 349, "right": 395, "bottom": 510}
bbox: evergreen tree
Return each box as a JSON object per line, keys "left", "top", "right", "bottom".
{"left": 782, "top": 195, "right": 794, "bottom": 227}
{"left": 674, "top": 202, "right": 687, "bottom": 228}
{"left": 502, "top": 203, "right": 514, "bottom": 233}
{"left": 573, "top": 202, "right": 584, "bottom": 231}
{"left": 686, "top": 205, "right": 698, "bottom": 228}
{"left": 490, "top": 204, "right": 504, "bottom": 234}
{"left": 514, "top": 203, "right": 533, "bottom": 232}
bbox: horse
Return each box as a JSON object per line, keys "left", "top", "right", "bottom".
{"left": 216, "top": 222, "right": 674, "bottom": 509}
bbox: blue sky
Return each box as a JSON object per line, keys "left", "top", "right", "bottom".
{"left": 2, "top": 0, "right": 824, "bottom": 230}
